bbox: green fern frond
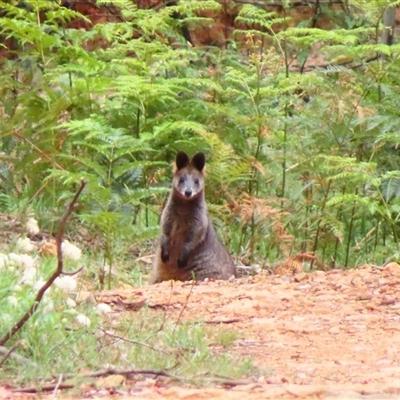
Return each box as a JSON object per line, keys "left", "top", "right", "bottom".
{"left": 235, "top": 5, "right": 282, "bottom": 31}
{"left": 380, "top": 175, "right": 400, "bottom": 202}
{"left": 96, "top": 0, "right": 137, "bottom": 10}
{"left": 326, "top": 193, "right": 371, "bottom": 209}
{"left": 319, "top": 216, "right": 345, "bottom": 243}
{"left": 284, "top": 27, "right": 361, "bottom": 46}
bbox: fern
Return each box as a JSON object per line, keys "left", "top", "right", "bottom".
{"left": 3, "top": 0, "right": 400, "bottom": 269}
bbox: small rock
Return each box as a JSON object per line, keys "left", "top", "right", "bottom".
{"left": 96, "top": 303, "right": 113, "bottom": 314}
{"left": 355, "top": 292, "right": 373, "bottom": 301}
{"left": 329, "top": 326, "right": 341, "bottom": 334}
{"left": 26, "top": 218, "right": 40, "bottom": 235}
{"left": 75, "top": 314, "right": 91, "bottom": 327}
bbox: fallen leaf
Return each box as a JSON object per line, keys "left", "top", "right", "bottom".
{"left": 96, "top": 374, "right": 125, "bottom": 389}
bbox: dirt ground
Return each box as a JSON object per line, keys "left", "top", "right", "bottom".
{"left": 4, "top": 263, "right": 400, "bottom": 399}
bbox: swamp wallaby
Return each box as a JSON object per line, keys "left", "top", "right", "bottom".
{"left": 150, "top": 151, "right": 237, "bottom": 283}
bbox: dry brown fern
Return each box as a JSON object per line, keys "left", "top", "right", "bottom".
{"left": 228, "top": 193, "right": 294, "bottom": 258}
{"left": 274, "top": 253, "right": 324, "bottom": 276}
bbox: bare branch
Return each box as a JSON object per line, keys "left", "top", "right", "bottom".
{"left": 99, "top": 328, "right": 171, "bottom": 355}
{"left": 12, "top": 384, "right": 74, "bottom": 394}
{"left": 173, "top": 278, "right": 195, "bottom": 335}
{"left": 204, "top": 318, "right": 241, "bottom": 324}
{"left": 61, "top": 265, "right": 84, "bottom": 276}
{"left": 12, "top": 130, "right": 65, "bottom": 171}
{"left": 79, "top": 367, "right": 180, "bottom": 380}
{"left": 0, "top": 345, "right": 35, "bottom": 366}
{"left": 0, "top": 181, "right": 86, "bottom": 347}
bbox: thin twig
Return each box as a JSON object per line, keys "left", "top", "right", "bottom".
{"left": 193, "top": 372, "right": 252, "bottom": 386}
{"left": 99, "top": 328, "right": 170, "bottom": 355}
{"left": 12, "top": 384, "right": 74, "bottom": 394}
{"left": 13, "top": 367, "right": 251, "bottom": 392}
{"left": 78, "top": 367, "right": 180, "bottom": 381}
{"left": 0, "top": 181, "right": 86, "bottom": 347}
{"left": 0, "top": 345, "right": 17, "bottom": 367}
{"left": 0, "top": 345, "right": 34, "bottom": 367}
{"left": 28, "top": 180, "right": 50, "bottom": 204}
{"left": 62, "top": 266, "right": 85, "bottom": 276}
{"left": 219, "top": 379, "right": 256, "bottom": 387}
{"left": 173, "top": 279, "right": 195, "bottom": 335}
{"left": 155, "top": 282, "right": 174, "bottom": 332}
{"left": 9, "top": 180, "right": 51, "bottom": 229}
{"left": 12, "top": 130, "right": 65, "bottom": 170}
{"left": 52, "top": 374, "right": 64, "bottom": 400}
{"left": 371, "top": 258, "right": 394, "bottom": 270}
{"left": 204, "top": 318, "right": 241, "bottom": 324}
{"left": 285, "top": 388, "right": 301, "bottom": 398}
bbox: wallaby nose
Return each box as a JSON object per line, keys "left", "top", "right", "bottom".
{"left": 184, "top": 189, "right": 192, "bottom": 197}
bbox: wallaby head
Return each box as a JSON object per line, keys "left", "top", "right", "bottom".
{"left": 172, "top": 151, "right": 205, "bottom": 200}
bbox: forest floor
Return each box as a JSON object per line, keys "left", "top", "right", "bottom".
{"left": 3, "top": 263, "right": 400, "bottom": 399}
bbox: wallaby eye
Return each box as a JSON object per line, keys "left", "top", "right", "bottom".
{"left": 179, "top": 177, "right": 185, "bottom": 184}
{"left": 194, "top": 178, "right": 199, "bottom": 185}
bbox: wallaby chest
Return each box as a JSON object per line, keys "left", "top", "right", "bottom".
{"left": 162, "top": 200, "right": 207, "bottom": 247}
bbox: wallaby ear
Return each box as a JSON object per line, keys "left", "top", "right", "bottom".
{"left": 191, "top": 152, "right": 206, "bottom": 172}
{"left": 176, "top": 151, "right": 190, "bottom": 170}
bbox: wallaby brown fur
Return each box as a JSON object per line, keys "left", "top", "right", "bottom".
{"left": 150, "top": 151, "right": 237, "bottom": 283}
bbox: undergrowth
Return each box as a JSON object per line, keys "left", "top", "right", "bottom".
{"left": 0, "top": 235, "right": 253, "bottom": 387}
{"left": 1, "top": 0, "right": 400, "bottom": 386}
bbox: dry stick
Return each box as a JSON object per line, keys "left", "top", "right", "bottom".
{"left": 204, "top": 318, "right": 240, "bottom": 325}
{"left": 12, "top": 365, "right": 180, "bottom": 393}
{"left": 12, "top": 130, "right": 65, "bottom": 170}
{"left": 0, "top": 181, "right": 86, "bottom": 347}
{"left": 80, "top": 367, "right": 180, "bottom": 381}
{"left": 0, "top": 345, "right": 33, "bottom": 367}
{"left": 28, "top": 180, "right": 50, "bottom": 204}
{"left": 99, "top": 328, "right": 171, "bottom": 355}
{"left": 62, "top": 265, "right": 84, "bottom": 276}
{"left": 12, "top": 384, "right": 75, "bottom": 394}
{"left": 60, "top": 367, "right": 180, "bottom": 382}
{"left": 155, "top": 281, "right": 175, "bottom": 333}
{"left": 212, "top": 378, "right": 253, "bottom": 387}
{"left": 192, "top": 372, "right": 251, "bottom": 387}
{"left": 172, "top": 279, "right": 195, "bottom": 335}
{"left": 9, "top": 180, "right": 51, "bottom": 230}
{"left": 51, "top": 374, "right": 64, "bottom": 400}
{"left": 13, "top": 368, "right": 181, "bottom": 394}
{"left": 8, "top": 130, "right": 66, "bottom": 228}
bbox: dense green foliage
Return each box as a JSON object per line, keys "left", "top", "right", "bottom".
{"left": 2, "top": 0, "right": 400, "bottom": 271}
